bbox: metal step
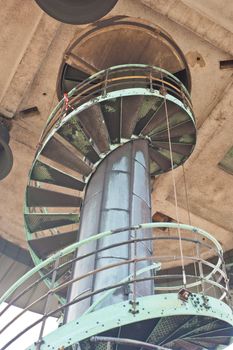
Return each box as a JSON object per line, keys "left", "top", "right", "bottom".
{"left": 141, "top": 100, "right": 180, "bottom": 136}
{"left": 61, "top": 63, "right": 90, "bottom": 95}
{"left": 166, "top": 338, "right": 204, "bottom": 350}
{"left": 187, "top": 336, "right": 231, "bottom": 346}
{"left": 158, "top": 316, "right": 192, "bottom": 345}
{"left": 134, "top": 97, "right": 164, "bottom": 135}
{"left": 181, "top": 319, "right": 227, "bottom": 339}
{"left": 31, "top": 160, "right": 85, "bottom": 191}
{"left": 121, "top": 95, "right": 144, "bottom": 138}
{"left": 151, "top": 119, "right": 196, "bottom": 140}
{"left": 100, "top": 98, "right": 122, "bottom": 144}
{"left": 152, "top": 141, "right": 193, "bottom": 156}
{"left": 24, "top": 213, "right": 79, "bottom": 233}
{"left": 28, "top": 230, "right": 77, "bottom": 259}
{"left": 147, "top": 315, "right": 191, "bottom": 345}
{"left": 26, "top": 186, "right": 82, "bottom": 208}
{"left": 78, "top": 104, "right": 110, "bottom": 154}
{"left": 188, "top": 326, "right": 233, "bottom": 339}
{"left": 187, "top": 339, "right": 222, "bottom": 349}
{"left": 163, "top": 316, "right": 213, "bottom": 344}
{"left": 58, "top": 119, "right": 100, "bottom": 164}
{"left": 41, "top": 137, "right": 92, "bottom": 176}
{"left": 149, "top": 146, "right": 171, "bottom": 172}
{"left": 118, "top": 318, "right": 158, "bottom": 350}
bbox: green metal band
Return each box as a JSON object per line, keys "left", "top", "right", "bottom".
{"left": 26, "top": 293, "right": 233, "bottom": 350}
{"left": 0, "top": 223, "right": 224, "bottom": 305}
{"left": 45, "top": 64, "right": 192, "bottom": 126}
{"left": 34, "top": 87, "right": 195, "bottom": 162}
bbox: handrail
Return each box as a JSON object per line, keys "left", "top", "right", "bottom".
{"left": 36, "top": 64, "right": 193, "bottom": 149}
{"left": 0, "top": 220, "right": 230, "bottom": 350}
{"left": 45, "top": 64, "right": 191, "bottom": 124}
{"left": 0, "top": 223, "right": 225, "bottom": 306}
{"left": 0, "top": 233, "right": 220, "bottom": 319}
{"left": 0, "top": 276, "right": 230, "bottom": 350}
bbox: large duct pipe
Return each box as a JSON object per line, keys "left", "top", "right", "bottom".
{"left": 65, "top": 139, "right": 153, "bottom": 323}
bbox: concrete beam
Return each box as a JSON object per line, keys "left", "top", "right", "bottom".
{"left": 0, "top": 14, "right": 61, "bottom": 118}
{"left": 141, "top": 0, "right": 233, "bottom": 56}
{"left": 152, "top": 199, "right": 232, "bottom": 250}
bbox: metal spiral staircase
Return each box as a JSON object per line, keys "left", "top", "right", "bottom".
{"left": 25, "top": 64, "right": 196, "bottom": 265}
{"left": 0, "top": 18, "right": 233, "bottom": 350}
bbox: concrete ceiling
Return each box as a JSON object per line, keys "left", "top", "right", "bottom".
{"left": 0, "top": 0, "right": 233, "bottom": 253}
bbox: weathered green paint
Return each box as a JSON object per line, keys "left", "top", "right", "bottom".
{"left": 25, "top": 293, "right": 233, "bottom": 350}
{"left": 0, "top": 223, "right": 224, "bottom": 305}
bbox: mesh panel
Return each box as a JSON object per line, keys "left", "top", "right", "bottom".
{"left": 96, "top": 343, "right": 113, "bottom": 350}
{"left": 183, "top": 319, "right": 226, "bottom": 338}
{"left": 148, "top": 315, "right": 190, "bottom": 345}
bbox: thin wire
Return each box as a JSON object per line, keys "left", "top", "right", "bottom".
{"left": 182, "top": 164, "right": 199, "bottom": 291}
{"left": 182, "top": 165, "right": 191, "bottom": 225}
{"left": 159, "top": 67, "right": 187, "bottom": 286}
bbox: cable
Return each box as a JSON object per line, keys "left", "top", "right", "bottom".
{"left": 159, "top": 66, "right": 187, "bottom": 286}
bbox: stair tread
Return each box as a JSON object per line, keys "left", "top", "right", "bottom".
{"left": 25, "top": 213, "right": 79, "bottom": 233}
{"left": 134, "top": 96, "right": 164, "bottom": 135}
{"left": 186, "top": 336, "right": 231, "bottom": 346}
{"left": 182, "top": 319, "right": 228, "bottom": 339}
{"left": 149, "top": 146, "right": 171, "bottom": 172}
{"left": 101, "top": 98, "right": 122, "bottom": 144}
{"left": 164, "top": 316, "right": 213, "bottom": 343}
{"left": 151, "top": 119, "right": 195, "bottom": 140}
{"left": 147, "top": 315, "right": 190, "bottom": 345}
{"left": 31, "top": 160, "right": 85, "bottom": 191}
{"left": 121, "top": 95, "right": 144, "bottom": 138}
{"left": 41, "top": 137, "right": 92, "bottom": 176}
{"left": 188, "top": 326, "right": 233, "bottom": 339}
{"left": 26, "top": 186, "right": 82, "bottom": 208}
{"left": 28, "top": 230, "right": 77, "bottom": 259}
{"left": 78, "top": 104, "right": 110, "bottom": 154}
{"left": 58, "top": 119, "right": 100, "bottom": 164}
{"left": 166, "top": 338, "right": 205, "bottom": 350}
{"left": 141, "top": 100, "right": 180, "bottom": 136}
{"left": 152, "top": 141, "right": 193, "bottom": 156}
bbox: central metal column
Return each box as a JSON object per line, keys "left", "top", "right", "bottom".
{"left": 65, "top": 139, "right": 153, "bottom": 323}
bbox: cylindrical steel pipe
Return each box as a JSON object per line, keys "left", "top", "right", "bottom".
{"left": 65, "top": 139, "right": 153, "bottom": 323}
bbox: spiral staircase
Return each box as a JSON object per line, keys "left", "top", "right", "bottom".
{"left": 25, "top": 64, "right": 196, "bottom": 283}
{"left": 0, "top": 15, "right": 232, "bottom": 350}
